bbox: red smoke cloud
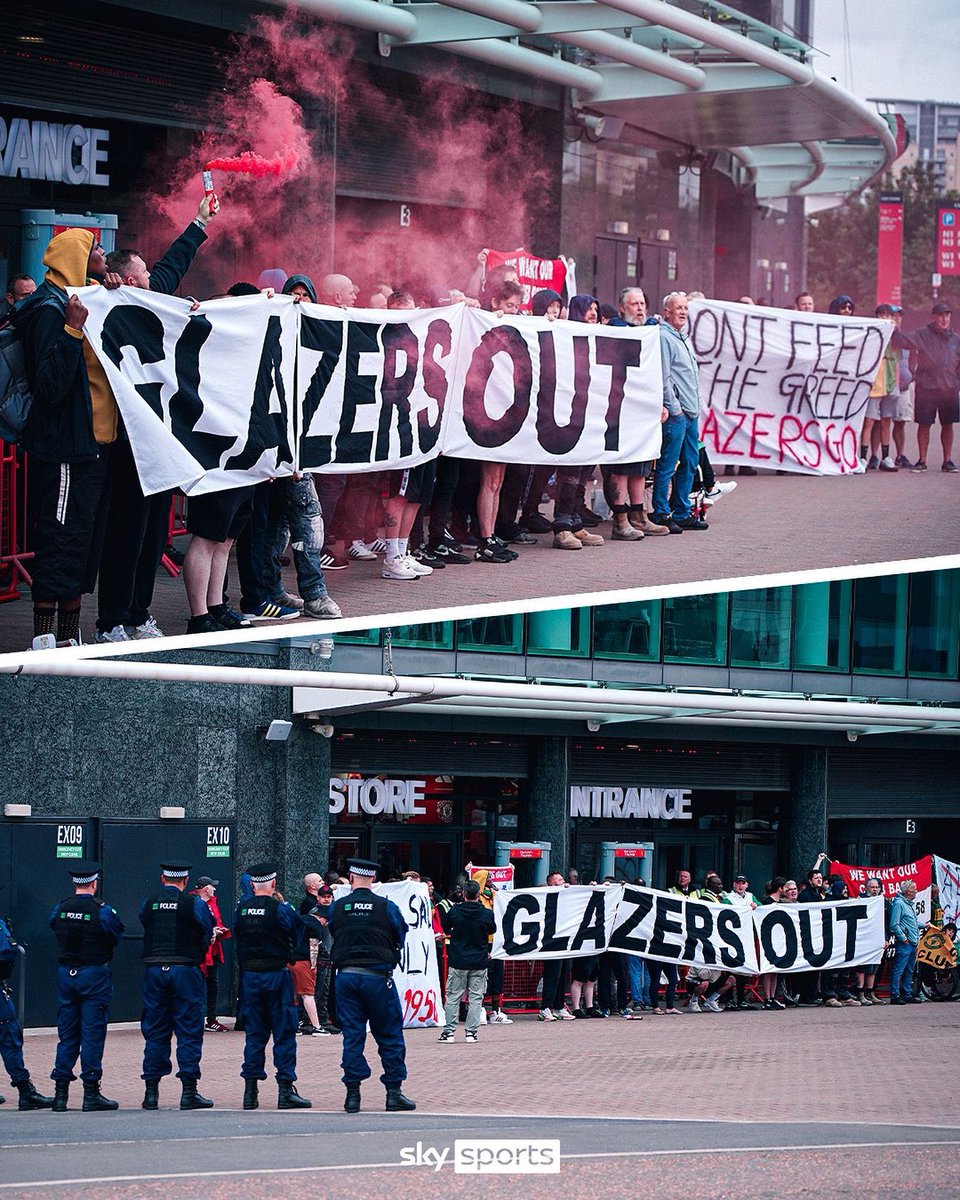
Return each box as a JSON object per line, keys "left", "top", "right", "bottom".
{"left": 138, "top": 9, "right": 553, "bottom": 299}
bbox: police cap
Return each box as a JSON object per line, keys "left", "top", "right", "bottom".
{"left": 159, "top": 860, "right": 192, "bottom": 880}
{"left": 346, "top": 858, "right": 379, "bottom": 879}
{"left": 247, "top": 862, "right": 279, "bottom": 885}
{"left": 69, "top": 860, "right": 102, "bottom": 885}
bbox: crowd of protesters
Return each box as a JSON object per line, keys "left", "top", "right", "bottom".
{"left": 5, "top": 206, "right": 959, "bottom": 646}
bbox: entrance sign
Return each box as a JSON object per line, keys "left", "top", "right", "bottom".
{"left": 329, "top": 776, "right": 427, "bottom": 817}
{"left": 690, "top": 299, "right": 891, "bottom": 476}
{"left": 753, "top": 896, "right": 884, "bottom": 974}
{"left": 0, "top": 116, "right": 109, "bottom": 186}
{"left": 569, "top": 785, "right": 692, "bottom": 820}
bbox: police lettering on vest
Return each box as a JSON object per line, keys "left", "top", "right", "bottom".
{"left": 52, "top": 896, "right": 117, "bottom": 966}
{"left": 141, "top": 890, "right": 208, "bottom": 966}
{"left": 234, "top": 895, "right": 296, "bottom": 971}
{"left": 330, "top": 892, "right": 402, "bottom": 971}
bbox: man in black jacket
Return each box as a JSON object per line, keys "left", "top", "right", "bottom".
{"left": 437, "top": 880, "right": 496, "bottom": 1045}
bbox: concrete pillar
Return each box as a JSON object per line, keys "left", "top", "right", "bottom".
{"left": 524, "top": 736, "right": 570, "bottom": 876}
{"left": 788, "top": 747, "right": 828, "bottom": 875}
{"left": 278, "top": 725, "right": 331, "bottom": 895}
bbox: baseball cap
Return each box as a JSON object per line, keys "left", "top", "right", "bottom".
{"left": 932, "top": 302, "right": 952, "bottom": 315}
{"left": 734, "top": 874, "right": 749, "bottom": 883}
{"left": 195, "top": 876, "right": 219, "bottom": 888}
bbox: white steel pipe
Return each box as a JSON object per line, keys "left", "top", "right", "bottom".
{"left": 554, "top": 29, "right": 705, "bottom": 88}
{"left": 435, "top": 36, "right": 605, "bottom": 92}
{"left": 286, "top": 0, "right": 419, "bottom": 38}
{"left": 438, "top": 0, "right": 543, "bottom": 34}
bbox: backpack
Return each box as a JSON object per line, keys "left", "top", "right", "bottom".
{"left": 0, "top": 320, "right": 32, "bottom": 444}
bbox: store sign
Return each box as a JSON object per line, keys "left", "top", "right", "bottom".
{"left": 329, "top": 776, "right": 427, "bottom": 817}
{"left": 0, "top": 116, "right": 109, "bottom": 186}
{"left": 569, "top": 785, "right": 693, "bottom": 821}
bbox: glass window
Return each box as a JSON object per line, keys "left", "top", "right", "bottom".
{"left": 456, "top": 615, "right": 524, "bottom": 654}
{"left": 334, "top": 628, "right": 381, "bottom": 645}
{"left": 908, "top": 570, "right": 960, "bottom": 677}
{"left": 592, "top": 600, "right": 661, "bottom": 660}
{"left": 389, "top": 622, "right": 454, "bottom": 650}
{"left": 852, "top": 575, "right": 908, "bottom": 674}
{"left": 793, "top": 580, "right": 852, "bottom": 672}
{"left": 525, "top": 608, "right": 589, "bottom": 657}
{"left": 662, "top": 593, "right": 728, "bottom": 664}
{"left": 729, "top": 587, "right": 791, "bottom": 668}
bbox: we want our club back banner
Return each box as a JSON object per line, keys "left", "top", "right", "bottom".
{"left": 78, "top": 289, "right": 888, "bottom": 496}
{"left": 491, "top": 884, "right": 885, "bottom": 975}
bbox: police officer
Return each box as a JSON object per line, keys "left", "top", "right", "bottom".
{"left": 329, "top": 858, "right": 415, "bottom": 1113}
{"left": 48, "top": 860, "right": 124, "bottom": 1111}
{"left": 0, "top": 911, "right": 53, "bottom": 1110}
{"left": 234, "top": 863, "right": 311, "bottom": 1111}
{"left": 139, "top": 860, "right": 214, "bottom": 1111}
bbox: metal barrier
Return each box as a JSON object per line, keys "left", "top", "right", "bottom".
{"left": 0, "top": 441, "right": 32, "bottom": 602}
{"left": 161, "top": 493, "right": 188, "bottom": 578}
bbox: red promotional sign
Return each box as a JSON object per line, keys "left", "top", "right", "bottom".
{"left": 484, "top": 247, "right": 567, "bottom": 311}
{"left": 937, "top": 206, "right": 960, "bottom": 276}
{"left": 614, "top": 848, "right": 646, "bottom": 858}
{"left": 876, "top": 192, "right": 903, "bottom": 305}
{"left": 510, "top": 847, "right": 543, "bottom": 859}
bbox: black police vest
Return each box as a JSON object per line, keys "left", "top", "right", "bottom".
{"left": 141, "top": 889, "right": 207, "bottom": 966}
{"left": 330, "top": 891, "right": 400, "bottom": 970}
{"left": 235, "top": 895, "right": 294, "bottom": 971}
{"left": 52, "top": 895, "right": 116, "bottom": 966}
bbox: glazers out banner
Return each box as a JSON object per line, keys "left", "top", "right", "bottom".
{"left": 689, "top": 299, "right": 892, "bottom": 476}
{"left": 491, "top": 885, "right": 884, "bottom": 975}
{"left": 80, "top": 289, "right": 663, "bottom": 495}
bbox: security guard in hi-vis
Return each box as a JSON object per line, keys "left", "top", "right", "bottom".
{"left": 329, "top": 858, "right": 415, "bottom": 1113}
{"left": 139, "top": 860, "right": 214, "bottom": 1111}
{"left": 234, "top": 863, "right": 311, "bottom": 1111}
{"left": 0, "top": 909, "right": 53, "bottom": 1110}
{"left": 48, "top": 860, "right": 124, "bottom": 1111}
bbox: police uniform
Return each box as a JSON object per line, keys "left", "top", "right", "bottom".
{"left": 329, "top": 858, "right": 415, "bottom": 1113}
{"left": 234, "top": 862, "right": 311, "bottom": 1110}
{"left": 48, "top": 860, "right": 124, "bottom": 1111}
{"left": 0, "top": 914, "right": 54, "bottom": 1110}
{"left": 139, "top": 860, "right": 214, "bottom": 1110}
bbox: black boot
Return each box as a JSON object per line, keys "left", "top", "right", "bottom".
{"left": 180, "top": 1079, "right": 214, "bottom": 1110}
{"left": 278, "top": 1081, "right": 312, "bottom": 1109}
{"left": 52, "top": 1081, "right": 70, "bottom": 1112}
{"left": 243, "top": 1079, "right": 259, "bottom": 1110}
{"left": 17, "top": 1079, "right": 54, "bottom": 1110}
{"left": 385, "top": 1087, "right": 416, "bottom": 1112}
{"left": 142, "top": 1080, "right": 160, "bottom": 1110}
{"left": 82, "top": 1081, "right": 118, "bottom": 1112}
{"left": 344, "top": 1083, "right": 361, "bottom": 1113}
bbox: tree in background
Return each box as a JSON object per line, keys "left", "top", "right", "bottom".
{"left": 807, "top": 164, "right": 960, "bottom": 317}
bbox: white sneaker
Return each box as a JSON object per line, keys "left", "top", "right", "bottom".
{"left": 538, "top": 1008, "right": 557, "bottom": 1022}
{"left": 704, "top": 481, "right": 737, "bottom": 500}
{"left": 128, "top": 616, "right": 164, "bottom": 639}
{"left": 477, "top": 1010, "right": 487, "bottom": 1025}
{"left": 95, "top": 625, "right": 130, "bottom": 643}
{"left": 381, "top": 556, "right": 419, "bottom": 580}
{"left": 403, "top": 553, "right": 433, "bottom": 576}
{"left": 703, "top": 996, "right": 722, "bottom": 1013}
{"left": 688, "top": 997, "right": 701, "bottom": 1012}
{"left": 348, "top": 539, "right": 378, "bottom": 560}
{"left": 554, "top": 1008, "right": 576, "bottom": 1021}
{"left": 366, "top": 538, "right": 388, "bottom": 554}
{"left": 488, "top": 1010, "right": 513, "bottom": 1024}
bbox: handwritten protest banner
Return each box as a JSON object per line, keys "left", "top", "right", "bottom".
{"left": 689, "top": 299, "right": 892, "bottom": 476}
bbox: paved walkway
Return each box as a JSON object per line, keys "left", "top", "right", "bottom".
{"left": 1, "top": 456, "right": 959, "bottom": 655}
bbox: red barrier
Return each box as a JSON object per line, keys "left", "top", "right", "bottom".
{"left": 0, "top": 441, "right": 33, "bottom": 602}
{"left": 161, "top": 493, "right": 188, "bottom": 578}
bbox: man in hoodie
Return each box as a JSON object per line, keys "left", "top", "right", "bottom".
{"left": 235, "top": 274, "right": 341, "bottom": 621}
{"left": 11, "top": 230, "right": 122, "bottom": 646}
{"left": 437, "top": 880, "right": 496, "bottom": 1044}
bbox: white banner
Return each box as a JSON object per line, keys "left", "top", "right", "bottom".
{"left": 689, "top": 299, "right": 892, "bottom": 476}
{"left": 608, "top": 884, "right": 758, "bottom": 976}
{"left": 491, "top": 884, "right": 624, "bottom": 961}
{"left": 333, "top": 880, "right": 442, "bottom": 1028}
{"left": 753, "top": 896, "right": 885, "bottom": 974}
{"left": 81, "top": 288, "right": 298, "bottom": 495}
{"left": 935, "top": 856, "right": 960, "bottom": 926}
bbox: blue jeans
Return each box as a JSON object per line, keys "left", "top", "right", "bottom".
{"left": 890, "top": 941, "right": 917, "bottom": 1000}
{"left": 269, "top": 477, "right": 328, "bottom": 602}
{"left": 628, "top": 956, "right": 649, "bottom": 1006}
{"left": 652, "top": 413, "right": 700, "bottom": 521}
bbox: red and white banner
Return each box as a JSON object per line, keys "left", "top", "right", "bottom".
{"left": 690, "top": 299, "right": 891, "bottom": 476}
{"left": 829, "top": 856, "right": 932, "bottom": 924}
{"left": 467, "top": 864, "right": 515, "bottom": 892}
{"left": 876, "top": 192, "right": 904, "bottom": 306}
{"left": 484, "top": 248, "right": 567, "bottom": 310}
{"left": 934, "top": 856, "right": 960, "bottom": 925}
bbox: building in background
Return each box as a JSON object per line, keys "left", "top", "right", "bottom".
{"left": 872, "top": 98, "right": 960, "bottom": 194}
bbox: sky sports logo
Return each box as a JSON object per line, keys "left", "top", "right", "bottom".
{"left": 400, "top": 1139, "right": 560, "bottom": 1174}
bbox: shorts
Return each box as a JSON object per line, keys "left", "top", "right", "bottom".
{"left": 603, "top": 461, "right": 651, "bottom": 479}
{"left": 686, "top": 965, "right": 722, "bottom": 985}
{"left": 384, "top": 461, "right": 437, "bottom": 506}
{"left": 915, "top": 393, "right": 960, "bottom": 427}
{"left": 895, "top": 385, "right": 914, "bottom": 423}
{"left": 865, "top": 392, "right": 898, "bottom": 421}
{"left": 186, "top": 485, "right": 255, "bottom": 541}
{"left": 288, "top": 960, "right": 317, "bottom": 996}
{"left": 28, "top": 449, "right": 112, "bottom": 602}
{"left": 570, "top": 956, "right": 599, "bottom": 983}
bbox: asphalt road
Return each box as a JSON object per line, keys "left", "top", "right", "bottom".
{"left": 2, "top": 1113, "right": 958, "bottom": 1199}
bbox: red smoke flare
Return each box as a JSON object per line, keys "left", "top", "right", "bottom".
{"left": 204, "top": 150, "right": 300, "bottom": 178}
